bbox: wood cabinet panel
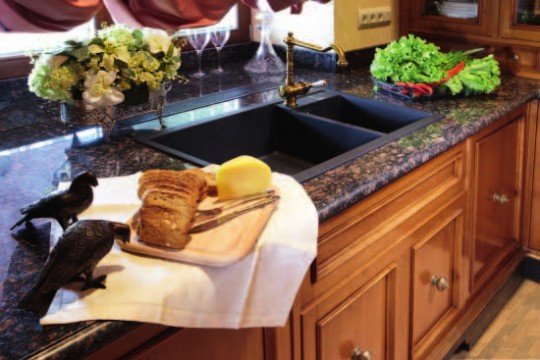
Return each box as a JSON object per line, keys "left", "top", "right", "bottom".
{"left": 301, "top": 253, "right": 410, "bottom": 360}
{"left": 412, "top": 215, "right": 458, "bottom": 345}
{"left": 495, "top": 46, "right": 539, "bottom": 74}
{"left": 529, "top": 100, "right": 540, "bottom": 252}
{"left": 131, "top": 328, "right": 265, "bottom": 360}
{"left": 405, "top": 0, "right": 498, "bottom": 36}
{"left": 409, "top": 201, "right": 465, "bottom": 359}
{"left": 400, "top": 0, "right": 540, "bottom": 78}
{"left": 500, "top": 0, "right": 540, "bottom": 43}
{"left": 318, "top": 271, "right": 388, "bottom": 360}
{"left": 316, "top": 146, "right": 465, "bottom": 284}
{"left": 471, "top": 115, "right": 525, "bottom": 291}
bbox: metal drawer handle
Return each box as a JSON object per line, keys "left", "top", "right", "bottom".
{"left": 431, "top": 275, "right": 449, "bottom": 292}
{"left": 351, "top": 348, "right": 372, "bottom": 360}
{"left": 492, "top": 192, "right": 510, "bottom": 205}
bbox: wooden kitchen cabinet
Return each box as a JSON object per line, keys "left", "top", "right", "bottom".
{"left": 300, "top": 251, "right": 410, "bottom": 360}
{"left": 400, "top": 0, "right": 540, "bottom": 79}
{"left": 404, "top": 0, "right": 498, "bottom": 37}
{"left": 500, "top": 0, "right": 540, "bottom": 43}
{"left": 88, "top": 103, "right": 534, "bottom": 360}
{"left": 410, "top": 201, "right": 464, "bottom": 359}
{"left": 469, "top": 111, "right": 525, "bottom": 292}
{"left": 297, "top": 145, "right": 467, "bottom": 360}
{"left": 528, "top": 100, "right": 540, "bottom": 252}
{"left": 131, "top": 328, "right": 266, "bottom": 360}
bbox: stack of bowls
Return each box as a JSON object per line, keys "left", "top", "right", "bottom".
{"left": 436, "top": 1, "right": 478, "bottom": 19}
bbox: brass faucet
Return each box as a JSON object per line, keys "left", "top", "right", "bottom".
{"left": 279, "top": 32, "right": 348, "bottom": 107}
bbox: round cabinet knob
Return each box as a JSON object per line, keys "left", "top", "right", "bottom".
{"left": 351, "top": 348, "right": 373, "bottom": 360}
{"left": 512, "top": 53, "right": 520, "bottom": 62}
{"left": 431, "top": 275, "right": 449, "bottom": 292}
{"left": 492, "top": 192, "right": 510, "bottom": 205}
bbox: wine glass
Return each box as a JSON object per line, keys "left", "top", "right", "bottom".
{"left": 210, "top": 26, "right": 231, "bottom": 74}
{"left": 186, "top": 28, "right": 210, "bottom": 78}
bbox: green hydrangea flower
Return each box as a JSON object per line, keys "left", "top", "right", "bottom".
{"left": 28, "top": 24, "right": 183, "bottom": 108}
{"left": 28, "top": 56, "right": 81, "bottom": 101}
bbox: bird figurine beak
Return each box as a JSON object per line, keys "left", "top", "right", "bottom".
{"left": 92, "top": 178, "right": 99, "bottom": 187}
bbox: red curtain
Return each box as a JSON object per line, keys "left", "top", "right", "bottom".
{"left": 0, "top": 0, "right": 331, "bottom": 32}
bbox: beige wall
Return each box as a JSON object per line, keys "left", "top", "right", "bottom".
{"left": 334, "top": 0, "right": 400, "bottom": 51}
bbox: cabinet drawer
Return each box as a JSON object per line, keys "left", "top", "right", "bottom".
{"left": 301, "top": 253, "right": 410, "bottom": 360}
{"left": 496, "top": 46, "right": 538, "bottom": 73}
{"left": 472, "top": 117, "right": 524, "bottom": 290}
{"left": 411, "top": 208, "right": 463, "bottom": 348}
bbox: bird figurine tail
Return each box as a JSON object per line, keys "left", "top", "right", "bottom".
{"left": 18, "top": 285, "right": 58, "bottom": 318}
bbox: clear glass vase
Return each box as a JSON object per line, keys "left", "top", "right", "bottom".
{"left": 244, "top": 9, "right": 285, "bottom": 74}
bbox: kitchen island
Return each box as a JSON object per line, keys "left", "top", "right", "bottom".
{"left": 0, "top": 62, "right": 538, "bottom": 359}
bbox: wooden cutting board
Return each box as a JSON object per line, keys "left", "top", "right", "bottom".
{"left": 118, "top": 190, "right": 279, "bottom": 267}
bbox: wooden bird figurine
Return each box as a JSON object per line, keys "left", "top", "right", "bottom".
{"left": 11, "top": 171, "right": 98, "bottom": 231}
{"left": 19, "top": 220, "right": 131, "bottom": 317}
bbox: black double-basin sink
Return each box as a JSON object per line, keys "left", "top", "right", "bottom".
{"left": 137, "top": 91, "right": 443, "bottom": 182}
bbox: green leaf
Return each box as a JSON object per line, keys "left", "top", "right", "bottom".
{"left": 89, "top": 37, "right": 105, "bottom": 47}
{"left": 133, "top": 29, "right": 143, "bottom": 41}
{"left": 166, "top": 44, "right": 174, "bottom": 58}
{"left": 64, "top": 40, "right": 82, "bottom": 47}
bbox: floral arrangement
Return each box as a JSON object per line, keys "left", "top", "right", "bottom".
{"left": 28, "top": 25, "right": 182, "bottom": 110}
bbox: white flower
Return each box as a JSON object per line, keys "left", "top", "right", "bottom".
{"left": 82, "top": 70, "right": 124, "bottom": 110}
{"left": 142, "top": 28, "right": 175, "bottom": 54}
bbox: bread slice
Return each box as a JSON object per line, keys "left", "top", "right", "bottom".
{"left": 137, "top": 206, "right": 194, "bottom": 249}
{"left": 138, "top": 169, "right": 207, "bottom": 199}
{"left": 141, "top": 186, "right": 199, "bottom": 207}
{"left": 136, "top": 169, "right": 208, "bottom": 249}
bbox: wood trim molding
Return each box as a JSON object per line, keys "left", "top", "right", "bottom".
{"left": 0, "top": 56, "right": 31, "bottom": 80}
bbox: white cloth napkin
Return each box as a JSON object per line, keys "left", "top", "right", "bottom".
{"left": 40, "top": 172, "right": 318, "bottom": 328}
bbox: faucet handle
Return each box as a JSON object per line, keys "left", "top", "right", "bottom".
{"left": 310, "top": 80, "right": 328, "bottom": 88}
{"left": 279, "top": 79, "right": 328, "bottom": 107}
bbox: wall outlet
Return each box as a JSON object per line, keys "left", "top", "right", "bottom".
{"left": 358, "top": 7, "right": 392, "bottom": 29}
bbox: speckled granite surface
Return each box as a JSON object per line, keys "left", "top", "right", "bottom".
{"left": 0, "top": 60, "right": 538, "bottom": 359}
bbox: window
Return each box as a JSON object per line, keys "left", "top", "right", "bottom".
{"left": 0, "top": 20, "right": 96, "bottom": 59}
{"left": 217, "top": 5, "right": 240, "bottom": 30}
{"left": 0, "top": 5, "right": 249, "bottom": 79}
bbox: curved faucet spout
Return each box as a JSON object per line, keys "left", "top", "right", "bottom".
{"left": 284, "top": 32, "right": 349, "bottom": 69}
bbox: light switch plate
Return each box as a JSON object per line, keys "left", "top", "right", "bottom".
{"left": 358, "top": 7, "right": 392, "bottom": 29}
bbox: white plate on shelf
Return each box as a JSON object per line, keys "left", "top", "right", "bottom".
{"left": 436, "top": 1, "right": 478, "bottom": 18}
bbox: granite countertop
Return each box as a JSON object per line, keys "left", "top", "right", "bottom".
{"left": 0, "top": 61, "right": 538, "bottom": 359}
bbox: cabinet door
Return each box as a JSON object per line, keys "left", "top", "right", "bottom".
{"left": 407, "top": 0, "right": 498, "bottom": 36}
{"left": 301, "top": 253, "right": 410, "bottom": 360}
{"left": 500, "top": 0, "right": 540, "bottom": 43}
{"left": 471, "top": 118, "right": 524, "bottom": 291}
{"left": 410, "top": 205, "right": 464, "bottom": 357}
{"left": 530, "top": 101, "right": 540, "bottom": 251}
